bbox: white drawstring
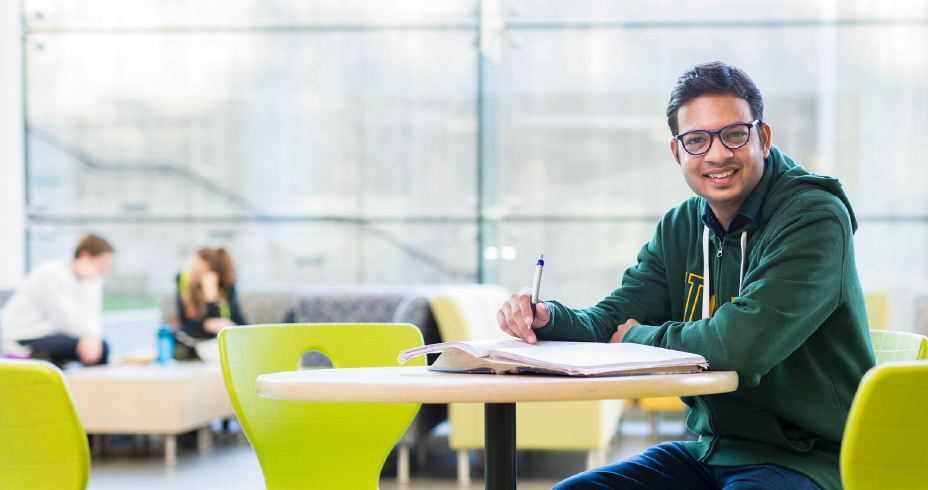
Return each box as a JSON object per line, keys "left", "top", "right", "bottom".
{"left": 739, "top": 230, "right": 748, "bottom": 296}
{"left": 702, "top": 227, "right": 749, "bottom": 319}
{"left": 702, "top": 227, "right": 710, "bottom": 320}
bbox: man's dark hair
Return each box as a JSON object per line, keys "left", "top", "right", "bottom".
{"left": 666, "top": 61, "right": 764, "bottom": 136}
{"left": 74, "top": 234, "right": 114, "bottom": 258}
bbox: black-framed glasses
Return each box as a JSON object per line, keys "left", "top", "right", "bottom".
{"left": 675, "top": 120, "right": 760, "bottom": 156}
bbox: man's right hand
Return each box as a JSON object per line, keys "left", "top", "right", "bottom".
{"left": 497, "top": 287, "right": 551, "bottom": 344}
{"left": 76, "top": 335, "right": 103, "bottom": 365}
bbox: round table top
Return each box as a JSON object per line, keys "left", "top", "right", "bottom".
{"left": 256, "top": 366, "right": 739, "bottom": 404}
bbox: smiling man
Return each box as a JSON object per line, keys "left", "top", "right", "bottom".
{"left": 496, "top": 62, "right": 874, "bottom": 490}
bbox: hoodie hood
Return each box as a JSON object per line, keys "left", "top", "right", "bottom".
{"left": 759, "top": 146, "right": 858, "bottom": 233}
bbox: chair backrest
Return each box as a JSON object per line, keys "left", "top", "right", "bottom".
{"left": 869, "top": 329, "right": 928, "bottom": 364}
{"left": 841, "top": 361, "right": 928, "bottom": 490}
{"left": 428, "top": 285, "right": 511, "bottom": 342}
{"left": 218, "top": 323, "right": 424, "bottom": 490}
{"left": 0, "top": 360, "right": 90, "bottom": 490}
{"left": 864, "top": 293, "right": 890, "bottom": 330}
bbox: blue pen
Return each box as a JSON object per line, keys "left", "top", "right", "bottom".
{"left": 531, "top": 254, "right": 544, "bottom": 318}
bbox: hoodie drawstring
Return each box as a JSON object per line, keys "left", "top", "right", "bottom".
{"left": 739, "top": 231, "right": 748, "bottom": 296}
{"left": 702, "top": 227, "right": 711, "bottom": 320}
{"left": 702, "top": 227, "right": 749, "bottom": 319}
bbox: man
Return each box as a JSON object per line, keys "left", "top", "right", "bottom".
{"left": 1, "top": 234, "right": 115, "bottom": 365}
{"left": 497, "top": 62, "right": 874, "bottom": 490}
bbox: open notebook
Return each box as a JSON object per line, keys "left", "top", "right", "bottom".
{"left": 398, "top": 340, "right": 709, "bottom": 377}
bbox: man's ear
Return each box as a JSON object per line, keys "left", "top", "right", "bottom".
{"left": 670, "top": 138, "right": 681, "bottom": 165}
{"left": 760, "top": 122, "right": 772, "bottom": 158}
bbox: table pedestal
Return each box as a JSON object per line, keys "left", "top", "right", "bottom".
{"left": 485, "top": 403, "right": 517, "bottom": 490}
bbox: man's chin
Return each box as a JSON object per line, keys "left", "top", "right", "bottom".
{"left": 703, "top": 193, "right": 746, "bottom": 208}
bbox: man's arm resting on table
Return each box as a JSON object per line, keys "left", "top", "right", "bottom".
{"left": 621, "top": 211, "right": 847, "bottom": 387}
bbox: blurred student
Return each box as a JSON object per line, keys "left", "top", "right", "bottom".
{"left": 1, "top": 234, "right": 114, "bottom": 365}
{"left": 173, "top": 247, "right": 246, "bottom": 359}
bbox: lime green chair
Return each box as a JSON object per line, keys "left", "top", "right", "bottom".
{"left": 217, "top": 323, "right": 424, "bottom": 489}
{"left": 864, "top": 293, "right": 890, "bottom": 330}
{"left": 841, "top": 361, "right": 928, "bottom": 489}
{"left": 869, "top": 329, "right": 928, "bottom": 364}
{"left": 0, "top": 359, "right": 90, "bottom": 490}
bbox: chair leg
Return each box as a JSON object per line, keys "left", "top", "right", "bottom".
{"left": 457, "top": 450, "right": 471, "bottom": 486}
{"left": 648, "top": 412, "right": 658, "bottom": 440}
{"left": 585, "top": 448, "right": 608, "bottom": 470}
{"left": 398, "top": 444, "right": 410, "bottom": 485}
{"left": 165, "top": 435, "right": 177, "bottom": 466}
{"left": 197, "top": 427, "right": 213, "bottom": 455}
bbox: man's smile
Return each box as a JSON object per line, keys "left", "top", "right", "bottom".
{"left": 705, "top": 168, "right": 738, "bottom": 185}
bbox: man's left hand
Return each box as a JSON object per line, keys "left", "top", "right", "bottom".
{"left": 608, "top": 318, "right": 640, "bottom": 343}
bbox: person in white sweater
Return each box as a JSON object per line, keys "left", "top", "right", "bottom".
{"left": 1, "top": 234, "right": 115, "bottom": 365}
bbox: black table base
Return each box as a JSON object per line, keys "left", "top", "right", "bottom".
{"left": 485, "top": 402, "right": 517, "bottom": 490}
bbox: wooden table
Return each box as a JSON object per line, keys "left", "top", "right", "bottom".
{"left": 257, "top": 366, "right": 738, "bottom": 490}
{"left": 65, "top": 362, "right": 235, "bottom": 465}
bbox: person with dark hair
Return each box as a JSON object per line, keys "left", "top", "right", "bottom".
{"left": 497, "top": 61, "right": 873, "bottom": 490}
{"left": 0, "top": 234, "right": 115, "bottom": 365}
{"left": 171, "top": 247, "right": 246, "bottom": 359}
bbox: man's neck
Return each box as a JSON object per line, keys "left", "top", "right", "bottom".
{"left": 709, "top": 205, "right": 737, "bottom": 233}
{"left": 70, "top": 260, "right": 85, "bottom": 280}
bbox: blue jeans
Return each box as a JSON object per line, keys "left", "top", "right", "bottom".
{"left": 554, "top": 442, "right": 822, "bottom": 490}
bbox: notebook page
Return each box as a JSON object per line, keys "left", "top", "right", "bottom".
{"left": 488, "top": 342, "right": 707, "bottom": 372}
{"left": 398, "top": 339, "right": 539, "bottom": 364}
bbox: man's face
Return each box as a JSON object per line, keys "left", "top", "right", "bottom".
{"left": 671, "top": 95, "right": 771, "bottom": 221}
{"left": 74, "top": 252, "right": 113, "bottom": 279}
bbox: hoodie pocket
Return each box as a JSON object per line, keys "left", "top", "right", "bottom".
{"left": 711, "top": 409, "right": 820, "bottom": 453}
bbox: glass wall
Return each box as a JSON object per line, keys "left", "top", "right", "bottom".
{"left": 22, "top": 0, "right": 928, "bottom": 327}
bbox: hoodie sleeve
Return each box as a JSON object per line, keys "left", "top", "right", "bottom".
{"left": 534, "top": 222, "right": 674, "bottom": 343}
{"left": 623, "top": 204, "right": 847, "bottom": 387}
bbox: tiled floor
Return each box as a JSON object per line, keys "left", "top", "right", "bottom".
{"left": 86, "top": 418, "right": 688, "bottom": 489}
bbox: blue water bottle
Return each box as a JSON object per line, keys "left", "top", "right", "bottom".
{"left": 157, "top": 325, "right": 174, "bottom": 364}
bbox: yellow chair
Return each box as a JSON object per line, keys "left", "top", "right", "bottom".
{"left": 841, "top": 361, "right": 928, "bottom": 489}
{"left": 0, "top": 359, "right": 90, "bottom": 490}
{"left": 869, "top": 329, "right": 928, "bottom": 364}
{"left": 864, "top": 293, "right": 890, "bottom": 330}
{"left": 217, "top": 323, "right": 424, "bottom": 490}
{"left": 636, "top": 396, "right": 687, "bottom": 438}
{"left": 428, "top": 285, "right": 623, "bottom": 485}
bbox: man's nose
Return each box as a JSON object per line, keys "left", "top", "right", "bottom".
{"left": 705, "top": 133, "right": 734, "bottom": 163}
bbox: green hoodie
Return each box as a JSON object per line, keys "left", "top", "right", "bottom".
{"left": 535, "top": 146, "right": 874, "bottom": 490}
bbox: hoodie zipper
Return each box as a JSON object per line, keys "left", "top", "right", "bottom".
{"left": 714, "top": 234, "right": 724, "bottom": 316}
